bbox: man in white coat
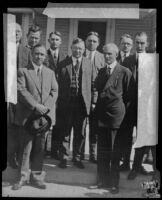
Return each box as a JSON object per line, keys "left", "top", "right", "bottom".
{"left": 128, "top": 32, "right": 158, "bottom": 180}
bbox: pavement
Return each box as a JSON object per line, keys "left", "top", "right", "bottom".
{"left": 2, "top": 157, "right": 157, "bottom": 198}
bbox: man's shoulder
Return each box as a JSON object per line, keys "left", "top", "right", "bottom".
{"left": 95, "top": 50, "right": 104, "bottom": 58}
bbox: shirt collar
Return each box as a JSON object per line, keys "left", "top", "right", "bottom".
{"left": 72, "top": 56, "right": 82, "bottom": 65}
{"left": 106, "top": 60, "right": 117, "bottom": 74}
{"left": 50, "top": 48, "right": 59, "bottom": 57}
{"left": 121, "top": 51, "right": 130, "bottom": 58}
{"left": 32, "top": 61, "right": 43, "bottom": 73}
{"left": 26, "top": 44, "right": 32, "bottom": 50}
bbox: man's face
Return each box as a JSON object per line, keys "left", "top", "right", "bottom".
{"left": 27, "top": 31, "right": 41, "bottom": 48}
{"left": 16, "top": 24, "right": 22, "bottom": 43}
{"left": 48, "top": 34, "right": 62, "bottom": 50}
{"left": 135, "top": 35, "right": 148, "bottom": 53}
{"left": 120, "top": 37, "right": 133, "bottom": 53}
{"left": 103, "top": 46, "right": 117, "bottom": 65}
{"left": 86, "top": 35, "right": 99, "bottom": 51}
{"left": 71, "top": 42, "right": 85, "bottom": 59}
{"left": 32, "top": 46, "right": 46, "bottom": 66}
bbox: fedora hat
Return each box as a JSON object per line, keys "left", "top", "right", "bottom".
{"left": 24, "top": 111, "right": 52, "bottom": 135}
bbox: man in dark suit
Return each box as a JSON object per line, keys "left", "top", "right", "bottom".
{"left": 7, "top": 23, "right": 31, "bottom": 169}
{"left": 46, "top": 31, "right": 67, "bottom": 160}
{"left": 57, "top": 38, "right": 97, "bottom": 169}
{"left": 116, "top": 34, "right": 136, "bottom": 171}
{"left": 90, "top": 43, "right": 134, "bottom": 194}
{"left": 82, "top": 31, "right": 105, "bottom": 163}
{"left": 12, "top": 44, "right": 58, "bottom": 190}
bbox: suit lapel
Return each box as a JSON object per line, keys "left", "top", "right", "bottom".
{"left": 28, "top": 64, "right": 42, "bottom": 94}
{"left": 41, "top": 66, "right": 48, "bottom": 102}
{"left": 66, "top": 57, "right": 73, "bottom": 80}
{"left": 103, "top": 63, "right": 121, "bottom": 91}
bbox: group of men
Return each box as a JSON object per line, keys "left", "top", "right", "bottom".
{"left": 7, "top": 23, "right": 157, "bottom": 194}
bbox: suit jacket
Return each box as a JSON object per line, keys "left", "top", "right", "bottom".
{"left": 17, "top": 44, "right": 31, "bottom": 68}
{"left": 47, "top": 49, "right": 66, "bottom": 80}
{"left": 84, "top": 49, "right": 105, "bottom": 76}
{"left": 95, "top": 62, "right": 134, "bottom": 129}
{"left": 14, "top": 63, "right": 58, "bottom": 126}
{"left": 57, "top": 56, "right": 98, "bottom": 116}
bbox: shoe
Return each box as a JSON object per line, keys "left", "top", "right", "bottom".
{"left": 51, "top": 153, "right": 60, "bottom": 160}
{"left": 138, "top": 166, "right": 149, "bottom": 175}
{"left": 119, "top": 163, "right": 130, "bottom": 171}
{"left": 127, "top": 169, "right": 138, "bottom": 180}
{"left": 30, "top": 180, "right": 46, "bottom": 189}
{"left": 73, "top": 160, "right": 85, "bottom": 169}
{"left": 89, "top": 157, "right": 97, "bottom": 164}
{"left": 89, "top": 182, "right": 110, "bottom": 189}
{"left": 110, "top": 186, "right": 119, "bottom": 194}
{"left": 58, "top": 159, "right": 67, "bottom": 168}
{"left": 12, "top": 180, "right": 27, "bottom": 190}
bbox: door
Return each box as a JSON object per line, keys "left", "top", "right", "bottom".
{"left": 78, "top": 21, "right": 106, "bottom": 53}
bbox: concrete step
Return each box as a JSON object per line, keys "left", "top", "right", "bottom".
{"left": 2, "top": 158, "right": 153, "bottom": 189}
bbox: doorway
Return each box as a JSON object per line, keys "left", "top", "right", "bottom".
{"left": 78, "top": 21, "right": 106, "bottom": 53}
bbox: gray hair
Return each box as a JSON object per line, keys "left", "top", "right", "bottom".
{"left": 103, "top": 43, "right": 119, "bottom": 55}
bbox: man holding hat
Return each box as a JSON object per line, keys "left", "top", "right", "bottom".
{"left": 12, "top": 44, "right": 58, "bottom": 190}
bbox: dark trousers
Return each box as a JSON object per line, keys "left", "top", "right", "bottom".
{"left": 18, "top": 126, "right": 45, "bottom": 178}
{"left": 119, "top": 126, "right": 134, "bottom": 165}
{"left": 97, "top": 127, "right": 121, "bottom": 187}
{"left": 7, "top": 124, "right": 20, "bottom": 164}
{"left": 51, "top": 125, "right": 60, "bottom": 156}
{"left": 59, "top": 97, "right": 87, "bottom": 161}
{"left": 133, "top": 145, "right": 156, "bottom": 171}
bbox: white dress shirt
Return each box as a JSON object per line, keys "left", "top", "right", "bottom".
{"left": 106, "top": 60, "right": 117, "bottom": 74}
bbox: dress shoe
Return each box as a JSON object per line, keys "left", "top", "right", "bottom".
{"left": 138, "top": 166, "right": 149, "bottom": 175}
{"left": 58, "top": 159, "right": 67, "bottom": 168}
{"left": 89, "top": 157, "right": 97, "bottom": 164}
{"left": 89, "top": 182, "right": 111, "bottom": 189}
{"left": 110, "top": 186, "right": 119, "bottom": 194}
{"left": 12, "top": 180, "right": 27, "bottom": 190}
{"left": 30, "top": 180, "right": 46, "bottom": 189}
{"left": 127, "top": 169, "right": 137, "bottom": 180}
{"left": 51, "top": 153, "right": 60, "bottom": 160}
{"left": 119, "top": 163, "right": 130, "bottom": 171}
{"left": 73, "top": 160, "right": 85, "bottom": 169}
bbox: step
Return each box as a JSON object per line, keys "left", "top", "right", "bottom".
{"left": 2, "top": 158, "right": 153, "bottom": 188}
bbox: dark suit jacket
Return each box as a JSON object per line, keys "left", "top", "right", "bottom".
{"left": 17, "top": 44, "right": 31, "bottom": 68}
{"left": 14, "top": 63, "right": 58, "bottom": 126}
{"left": 84, "top": 50, "right": 105, "bottom": 76}
{"left": 47, "top": 49, "right": 66, "bottom": 80}
{"left": 95, "top": 62, "right": 134, "bottom": 129}
{"left": 117, "top": 53, "right": 137, "bottom": 127}
{"left": 57, "top": 56, "right": 98, "bottom": 116}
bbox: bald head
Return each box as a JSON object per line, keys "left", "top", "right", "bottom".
{"left": 16, "top": 23, "right": 22, "bottom": 43}
{"left": 103, "top": 43, "right": 119, "bottom": 65}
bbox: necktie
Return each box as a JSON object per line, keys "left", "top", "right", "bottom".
{"left": 53, "top": 52, "right": 57, "bottom": 64}
{"left": 74, "top": 59, "right": 80, "bottom": 73}
{"left": 106, "top": 66, "right": 111, "bottom": 76}
{"left": 122, "top": 53, "right": 126, "bottom": 62}
{"left": 37, "top": 68, "right": 42, "bottom": 85}
{"left": 88, "top": 51, "right": 93, "bottom": 61}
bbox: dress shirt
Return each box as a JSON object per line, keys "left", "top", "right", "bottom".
{"left": 72, "top": 56, "right": 82, "bottom": 66}
{"left": 50, "top": 48, "right": 59, "bottom": 59}
{"left": 120, "top": 51, "right": 130, "bottom": 62}
{"left": 106, "top": 60, "right": 117, "bottom": 75}
{"left": 32, "top": 61, "right": 43, "bottom": 74}
{"left": 86, "top": 50, "right": 96, "bottom": 62}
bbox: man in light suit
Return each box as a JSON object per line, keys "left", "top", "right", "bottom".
{"left": 46, "top": 31, "right": 67, "bottom": 160}
{"left": 12, "top": 44, "right": 58, "bottom": 190}
{"left": 57, "top": 38, "right": 97, "bottom": 169}
{"left": 90, "top": 43, "right": 134, "bottom": 194}
{"left": 7, "top": 23, "right": 31, "bottom": 169}
{"left": 83, "top": 31, "right": 105, "bottom": 163}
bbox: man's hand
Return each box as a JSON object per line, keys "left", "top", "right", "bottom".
{"left": 91, "top": 103, "right": 96, "bottom": 111}
{"left": 35, "top": 104, "right": 49, "bottom": 115}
